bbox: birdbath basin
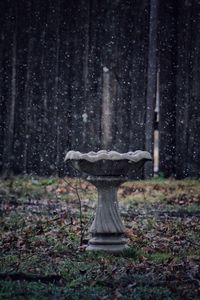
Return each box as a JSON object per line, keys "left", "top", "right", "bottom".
{"left": 65, "top": 150, "right": 152, "bottom": 252}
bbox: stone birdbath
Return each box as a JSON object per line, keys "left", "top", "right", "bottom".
{"left": 65, "top": 150, "right": 152, "bottom": 253}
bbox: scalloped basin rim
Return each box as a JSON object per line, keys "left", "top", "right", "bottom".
{"left": 65, "top": 150, "right": 152, "bottom": 163}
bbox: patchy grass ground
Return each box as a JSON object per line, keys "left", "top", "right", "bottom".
{"left": 0, "top": 176, "right": 200, "bottom": 299}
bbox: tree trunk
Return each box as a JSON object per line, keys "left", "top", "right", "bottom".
{"left": 175, "top": 0, "right": 200, "bottom": 178}
{"left": 144, "top": 0, "right": 158, "bottom": 178}
{"left": 158, "top": 0, "right": 177, "bottom": 177}
{"left": 2, "top": 3, "right": 17, "bottom": 177}
{"left": 23, "top": 0, "right": 33, "bottom": 174}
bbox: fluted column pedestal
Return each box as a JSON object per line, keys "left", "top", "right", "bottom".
{"left": 86, "top": 178, "right": 128, "bottom": 252}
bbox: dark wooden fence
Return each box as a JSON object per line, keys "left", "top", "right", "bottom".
{"left": 0, "top": 0, "right": 200, "bottom": 178}
{"left": 158, "top": 0, "right": 200, "bottom": 178}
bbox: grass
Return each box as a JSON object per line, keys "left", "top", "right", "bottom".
{"left": 146, "top": 252, "right": 174, "bottom": 264}
{"left": 0, "top": 176, "right": 200, "bottom": 299}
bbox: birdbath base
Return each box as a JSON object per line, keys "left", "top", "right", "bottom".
{"left": 87, "top": 235, "right": 128, "bottom": 252}
{"left": 86, "top": 177, "right": 128, "bottom": 253}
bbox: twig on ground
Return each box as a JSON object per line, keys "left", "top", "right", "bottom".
{"left": 187, "top": 273, "right": 200, "bottom": 286}
{"left": 185, "top": 238, "right": 200, "bottom": 247}
{"left": 76, "top": 178, "right": 84, "bottom": 246}
{"left": 0, "top": 272, "right": 62, "bottom": 283}
{"left": 63, "top": 177, "right": 84, "bottom": 246}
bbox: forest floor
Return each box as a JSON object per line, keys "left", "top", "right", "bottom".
{"left": 0, "top": 176, "right": 200, "bottom": 300}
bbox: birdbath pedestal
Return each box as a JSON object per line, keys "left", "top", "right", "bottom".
{"left": 65, "top": 150, "right": 151, "bottom": 253}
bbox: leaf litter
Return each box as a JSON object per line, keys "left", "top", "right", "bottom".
{"left": 0, "top": 177, "right": 199, "bottom": 299}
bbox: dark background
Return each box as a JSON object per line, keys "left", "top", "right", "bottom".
{"left": 0, "top": 0, "right": 200, "bottom": 178}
